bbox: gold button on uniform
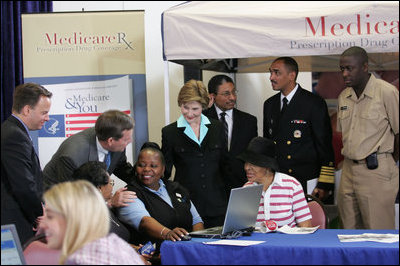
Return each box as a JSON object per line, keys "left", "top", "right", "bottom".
{"left": 287, "top": 141, "right": 291, "bottom": 145}
{"left": 288, "top": 169, "right": 292, "bottom": 173}
{"left": 287, "top": 155, "right": 291, "bottom": 159}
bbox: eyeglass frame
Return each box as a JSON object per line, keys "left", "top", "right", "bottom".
{"left": 109, "top": 179, "right": 115, "bottom": 187}
{"left": 216, "top": 89, "right": 238, "bottom": 97}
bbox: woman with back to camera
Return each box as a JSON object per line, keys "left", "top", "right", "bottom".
{"left": 41, "top": 180, "right": 144, "bottom": 265}
{"left": 161, "top": 80, "right": 228, "bottom": 228}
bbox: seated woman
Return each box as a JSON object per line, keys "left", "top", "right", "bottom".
{"left": 41, "top": 180, "right": 144, "bottom": 265}
{"left": 237, "top": 137, "right": 312, "bottom": 228}
{"left": 118, "top": 142, "right": 204, "bottom": 250}
{"left": 72, "top": 161, "right": 132, "bottom": 242}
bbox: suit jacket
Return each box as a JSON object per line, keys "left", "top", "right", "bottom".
{"left": 1, "top": 116, "right": 43, "bottom": 245}
{"left": 204, "top": 106, "right": 258, "bottom": 194}
{"left": 161, "top": 119, "right": 228, "bottom": 218}
{"left": 263, "top": 86, "right": 335, "bottom": 191}
{"left": 43, "top": 127, "right": 134, "bottom": 190}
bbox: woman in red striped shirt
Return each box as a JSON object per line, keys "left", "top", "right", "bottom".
{"left": 237, "top": 137, "right": 312, "bottom": 229}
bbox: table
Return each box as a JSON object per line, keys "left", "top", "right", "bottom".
{"left": 160, "top": 229, "right": 399, "bottom": 265}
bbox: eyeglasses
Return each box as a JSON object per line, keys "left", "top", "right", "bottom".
{"left": 217, "top": 90, "right": 238, "bottom": 97}
{"left": 109, "top": 179, "right": 115, "bottom": 187}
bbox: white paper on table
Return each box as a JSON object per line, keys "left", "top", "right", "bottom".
{"left": 277, "top": 225, "right": 320, "bottom": 234}
{"left": 202, "top": 240, "right": 265, "bottom": 246}
{"left": 338, "top": 233, "right": 399, "bottom": 243}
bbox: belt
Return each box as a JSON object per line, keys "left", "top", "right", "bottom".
{"left": 351, "top": 153, "right": 390, "bottom": 164}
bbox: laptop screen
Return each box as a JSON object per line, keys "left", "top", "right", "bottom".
{"left": 190, "top": 184, "right": 263, "bottom": 238}
{"left": 1, "top": 224, "right": 26, "bottom": 265}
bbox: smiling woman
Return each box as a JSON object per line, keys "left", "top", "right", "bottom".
{"left": 161, "top": 80, "right": 229, "bottom": 229}
{"left": 118, "top": 142, "right": 204, "bottom": 259}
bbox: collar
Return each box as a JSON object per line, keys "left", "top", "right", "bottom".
{"left": 11, "top": 114, "right": 30, "bottom": 136}
{"left": 177, "top": 113, "right": 211, "bottom": 127}
{"left": 270, "top": 172, "right": 286, "bottom": 187}
{"left": 96, "top": 137, "right": 109, "bottom": 155}
{"left": 281, "top": 84, "right": 299, "bottom": 103}
{"left": 361, "top": 74, "right": 376, "bottom": 98}
{"left": 145, "top": 179, "right": 166, "bottom": 193}
{"left": 345, "top": 74, "right": 375, "bottom": 100}
{"left": 250, "top": 172, "right": 286, "bottom": 188}
{"left": 214, "top": 105, "right": 233, "bottom": 118}
{"left": 177, "top": 114, "right": 210, "bottom": 145}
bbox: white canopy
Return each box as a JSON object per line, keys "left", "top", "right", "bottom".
{"left": 162, "top": 1, "right": 399, "bottom": 72}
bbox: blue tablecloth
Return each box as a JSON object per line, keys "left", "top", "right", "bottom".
{"left": 160, "top": 229, "right": 399, "bottom": 265}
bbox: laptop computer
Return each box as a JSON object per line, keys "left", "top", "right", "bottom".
{"left": 1, "top": 224, "right": 26, "bottom": 265}
{"left": 190, "top": 184, "right": 263, "bottom": 239}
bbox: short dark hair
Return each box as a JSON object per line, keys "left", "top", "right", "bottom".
{"left": 341, "top": 46, "right": 369, "bottom": 65}
{"left": 72, "top": 161, "right": 109, "bottom": 187}
{"left": 207, "top": 75, "right": 234, "bottom": 94}
{"left": 138, "top": 141, "right": 165, "bottom": 166}
{"left": 12, "top": 83, "right": 52, "bottom": 113}
{"left": 95, "top": 110, "right": 134, "bottom": 141}
{"left": 273, "top": 57, "right": 299, "bottom": 81}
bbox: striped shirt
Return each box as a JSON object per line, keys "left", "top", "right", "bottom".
{"left": 244, "top": 172, "right": 312, "bottom": 228}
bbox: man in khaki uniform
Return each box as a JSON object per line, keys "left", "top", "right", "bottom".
{"left": 337, "top": 46, "right": 399, "bottom": 229}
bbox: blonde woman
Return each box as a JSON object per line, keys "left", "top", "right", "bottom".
{"left": 161, "top": 80, "right": 228, "bottom": 228}
{"left": 41, "top": 180, "right": 144, "bottom": 265}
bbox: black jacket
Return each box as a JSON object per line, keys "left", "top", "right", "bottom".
{"left": 125, "top": 179, "right": 193, "bottom": 246}
{"left": 1, "top": 116, "right": 43, "bottom": 245}
{"left": 204, "top": 106, "right": 257, "bottom": 194}
{"left": 161, "top": 119, "right": 228, "bottom": 218}
{"left": 263, "top": 86, "right": 335, "bottom": 191}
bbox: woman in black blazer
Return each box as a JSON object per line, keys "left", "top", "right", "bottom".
{"left": 161, "top": 80, "right": 228, "bottom": 228}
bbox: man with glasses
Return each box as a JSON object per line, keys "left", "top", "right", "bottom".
{"left": 263, "top": 57, "right": 335, "bottom": 204}
{"left": 204, "top": 75, "right": 257, "bottom": 196}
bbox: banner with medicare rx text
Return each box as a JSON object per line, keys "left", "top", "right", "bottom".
{"left": 21, "top": 11, "right": 147, "bottom": 178}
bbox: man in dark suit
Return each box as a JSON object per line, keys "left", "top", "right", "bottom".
{"left": 263, "top": 57, "right": 335, "bottom": 203}
{"left": 43, "top": 110, "right": 136, "bottom": 206}
{"left": 1, "top": 83, "right": 52, "bottom": 245}
{"left": 204, "top": 75, "right": 258, "bottom": 195}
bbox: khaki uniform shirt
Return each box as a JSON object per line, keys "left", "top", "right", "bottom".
{"left": 337, "top": 74, "right": 399, "bottom": 160}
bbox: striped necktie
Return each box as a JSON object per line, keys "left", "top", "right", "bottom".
{"left": 220, "top": 112, "right": 229, "bottom": 149}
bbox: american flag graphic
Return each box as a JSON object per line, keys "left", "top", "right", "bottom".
{"left": 65, "top": 110, "right": 131, "bottom": 137}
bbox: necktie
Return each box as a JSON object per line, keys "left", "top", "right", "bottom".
{"left": 104, "top": 152, "right": 111, "bottom": 170}
{"left": 220, "top": 112, "right": 229, "bottom": 149}
{"left": 281, "top": 97, "right": 288, "bottom": 114}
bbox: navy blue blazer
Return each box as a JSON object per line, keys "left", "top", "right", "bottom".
{"left": 263, "top": 86, "right": 335, "bottom": 191}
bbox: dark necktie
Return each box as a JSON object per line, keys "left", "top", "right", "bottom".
{"left": 104, "top": 152, "right": 111, "bottom": 170}
{"left": 220, "top": 112, "right": 229, "bottom": 149}
{"left": 281, "top": 97, "right": 288, "bottom": 114}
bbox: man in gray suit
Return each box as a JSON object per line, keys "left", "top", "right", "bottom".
{"left": 43, "top": 110, "right": 136, "bottom": 207}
